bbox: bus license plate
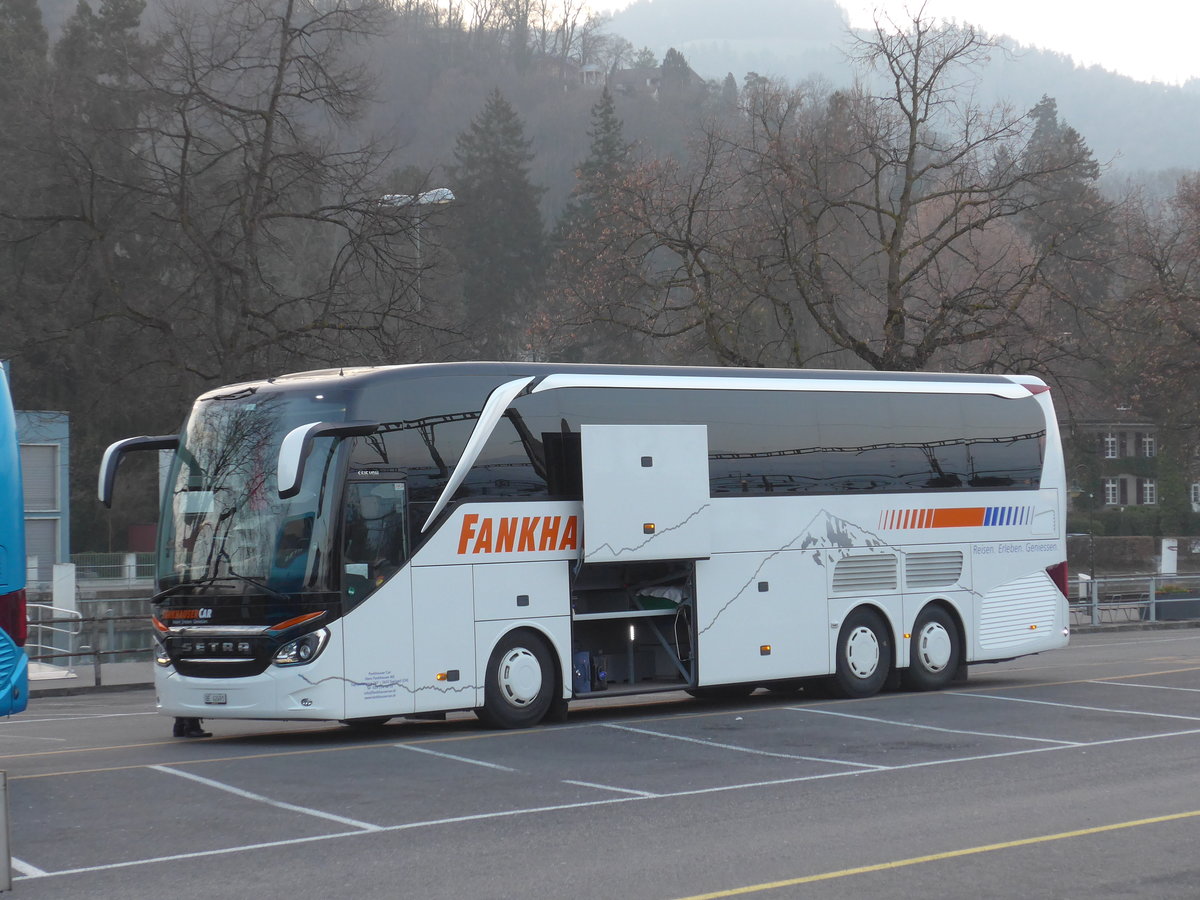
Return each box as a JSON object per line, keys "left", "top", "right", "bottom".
{"left": 204, "top": 693, "right": 228, "bottom": 706}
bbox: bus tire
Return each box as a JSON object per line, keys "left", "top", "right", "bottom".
{"left": 903, "top": 605, "right": 960, "bottom": 692}
{"left": 477, "top": 630, "right": 555, "bottom": 729}
{"left": 829, "top": 608, "right": 892, "bottom": 699}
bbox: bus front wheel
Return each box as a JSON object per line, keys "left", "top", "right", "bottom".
{"left": 903, "top": 606, "right": 961, "bottom": 691}
{"left": 829, "top": 608, "right": 892, "bottom": 698}
{"left": 477, "top": 630, "right": 555, "bottom": 729}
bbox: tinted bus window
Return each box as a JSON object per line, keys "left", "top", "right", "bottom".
{"left": 470, "top": 388, "right": 1044, "bottom": 499}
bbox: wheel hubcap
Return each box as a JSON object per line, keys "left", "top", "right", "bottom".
{"left": 916, "top": 622, "right": 952, "bottom": 672}
{"left": 498, "top": 648, "right": 542, "bottom": 707}
{"left": 845, "top": 626, "right": 880, "bottom": 679}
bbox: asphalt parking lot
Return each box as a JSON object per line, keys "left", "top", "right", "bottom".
{"left": 4, "top": 627, "right": 1200, "bottom": 899}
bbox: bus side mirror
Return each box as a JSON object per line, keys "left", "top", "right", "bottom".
{"left": 277, "top": 421, "right": 379, "bottom": 499}
{"left": 98, "top": 435, "right": 180, "bottom": 508}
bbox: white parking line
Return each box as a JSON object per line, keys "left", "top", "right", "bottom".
{"left": 22, "top": 724, "right": 1200, "bottom": 883}
{"left": 603, "top": 723, "right": 886, "bottom": 769}
{"left": 563, "top": 779, "right": 659, "bottom": 798}
{"left": 1068, "top": 634, "right": 1200, "bottom": 649}
{"left": 0, "top": 713, "right": 159, "bottom": 726}
{"left": 14, "top": 828, "right": 368, "bottom": 880}
{"left": 10, "top": 857, "right": 47, "bottom": 877}
{"left": 1089, "top": 680, "right": 1200, "bottom": 694}
{"left": 954, "top": 692, "right": 1200, "bottom": 722}
{"left": 0, "top": 735, "right": 68, "bottom": 743}
{"left": 789, "top": 707, "right": 1080, "bottom": 745}
{"left": 149, "top": 765, "right": 382, "bottom": 831}
{"left": 396, "top": 743, "right": 516, "bottom": 771}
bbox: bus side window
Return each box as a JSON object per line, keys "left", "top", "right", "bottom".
{"left": 543, "top": 431, "right": 582, "bottom": 499}
{"left": 343, "top": 482, "right": 408, "bottom": 602}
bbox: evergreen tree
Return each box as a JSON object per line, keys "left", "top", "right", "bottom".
{"left": 541, "top": 87, "right": 644, "bottom": 362}
{"left": 1016, "top": 95, "right": 1113, "bottom": 370}
{"left": 557, "top": 86, "right": 628, "bottom": 238}
{"left": 1021, "top": 96, "right": 1105, "bottom": 251}
{"left": 0, "top": 0, "right": 166, "bottom": 548}
{"left": 0, "top": 0, "right": 46, "bottom": 96}
{"left": 54, "top": 0, "right": 150, "bottom": 77}
{"left": 449, "top": 88, "right": 545, "bottom": 352}
{"left": 659, "top": 47, "right": 691, "bottom": 96}
{"left": 720, "top": 72, "right": 738, "bottom": 110}
{"left": 631, "top": 46, "right": 656, "bottom": 68}
{"left": 0, "top": 0, "right": 51, "bottom": 368}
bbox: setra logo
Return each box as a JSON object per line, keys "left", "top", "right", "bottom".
{"left": 457, "top": 513, "right": 579, "bottom": 555}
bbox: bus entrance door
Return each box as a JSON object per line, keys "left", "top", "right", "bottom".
{"left": 580, "top": 424, "right": 711, "bottom": 564}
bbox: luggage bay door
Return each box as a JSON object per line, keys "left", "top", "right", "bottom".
{"left": 581, "top": 424, "right": 711, "bottom": 564}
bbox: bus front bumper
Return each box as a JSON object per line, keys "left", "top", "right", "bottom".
{"left": 154, "top": 662, "right": 345, "bottom": 721}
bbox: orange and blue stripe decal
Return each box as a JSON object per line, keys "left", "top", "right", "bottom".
{"left": 879, "top": 506, "right": 1034, "bottom": 530}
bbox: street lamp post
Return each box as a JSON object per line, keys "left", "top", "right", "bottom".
{"left": 379, "top": 188, "right": 455, "bottom": 308}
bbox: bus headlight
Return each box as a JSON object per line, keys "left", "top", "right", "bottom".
{"left": 273, "top": 628, "right": 330, "bottom": 667}
{"left": 153, "top": 634, "right": 172, "bottom": 668}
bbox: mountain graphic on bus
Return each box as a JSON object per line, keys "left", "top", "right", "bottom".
{"left": 699, "top": 509, "right": 892, "bottom": 635}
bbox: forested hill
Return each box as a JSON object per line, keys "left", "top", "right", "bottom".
{"left": 8, "top": 0, "right": 1200, "bottom": 550}
{"left": 610, "top": 0, "right": 1200, "bottom": 175}
{"left": 32, "top": 0, "right": 1200, "bottom": 181}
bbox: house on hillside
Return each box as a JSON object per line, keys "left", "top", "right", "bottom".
{"left": 610, "top": 65, "right": 662, "bottom": 97}
{"left": 609, "top": 61, "right": 705, "bottom": 99}
{"left": 533, "top": 55, "right": 604, "bottom": 88}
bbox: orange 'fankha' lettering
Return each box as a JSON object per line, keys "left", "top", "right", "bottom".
{"left": 495, "top": 517, "right": 518, "bottom": 553}
{"left": 517, "top": 517, "right": 541, "bottom": 551}
{"left": 560, "top": 515, "right": 578, "bottom": 550}
{"left": 457, "top": 514, "right": 479, "bottom": 554}
{"left": 539, "top": 516, "right": 561, "bottom": 551}
{"left": 457, "top": 514, "right": 580, "bottom": 554}
{"left": 473, "top": 517, "right": 494, "bottom": 553}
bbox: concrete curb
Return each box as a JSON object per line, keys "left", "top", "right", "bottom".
{"left": 29, "top": 681, "right": 154, "bottom": 698}
{"left": 1071, "top": 619, "right": 1200, "bottom": 635}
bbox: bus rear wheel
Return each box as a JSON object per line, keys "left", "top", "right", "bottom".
{"left": 477, "top": 630, "right": 555, "bottom": 729}
{"left": 903, "top": 606, "right": 961, "bottom": 691}
{"left": 829, "top": 608, "right": 892, "bottom": 699}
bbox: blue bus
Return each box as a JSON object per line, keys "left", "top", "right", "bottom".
{"left": 0, "top": 365, "right": 29, "bottom": 714}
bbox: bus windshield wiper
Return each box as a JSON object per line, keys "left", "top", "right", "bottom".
{"left": 219, "top": 568, "right": 291, "bottom": 603}
{"left": 151, "top": 583, "right": 210, "bottom": 604}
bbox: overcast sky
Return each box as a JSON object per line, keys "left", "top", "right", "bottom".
{"left": 593, "top": 1, "right": 1199, "bottom": 86}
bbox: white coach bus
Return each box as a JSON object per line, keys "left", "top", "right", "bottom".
{"left": 100, "top": 363, "right": 1069, "bottom": 728}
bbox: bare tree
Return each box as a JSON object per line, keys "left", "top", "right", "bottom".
{"left": 1110, "top": 176, "right": 1200, "bottom": 419}
{"left": 466, "top": 0, "right": 504, "bottom": 43}
{"left": 586, "top": 14, "right": 1110, "bottom": 372}
{"left": 131, "top": 0, "right": 447, "bottom": 383}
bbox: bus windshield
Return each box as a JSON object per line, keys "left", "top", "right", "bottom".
{"left": 157, "top": 388, "right": 349, "bottom": 606}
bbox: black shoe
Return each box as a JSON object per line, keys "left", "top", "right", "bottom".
{"left": 175, "top": 718, "right": 211, "bottom": 738}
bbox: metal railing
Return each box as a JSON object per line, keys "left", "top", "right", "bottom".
{"left": 25, "top": 605, "right": 153, "bottom": 687}
{"left": 26, "top": 603, "right": 84, "bottom": 674}
{"left": 1071, "top": 574, "right": 1200, "bottom": 626}
{"left": 70, "top": 552, "right": 155, "bottom": 583}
